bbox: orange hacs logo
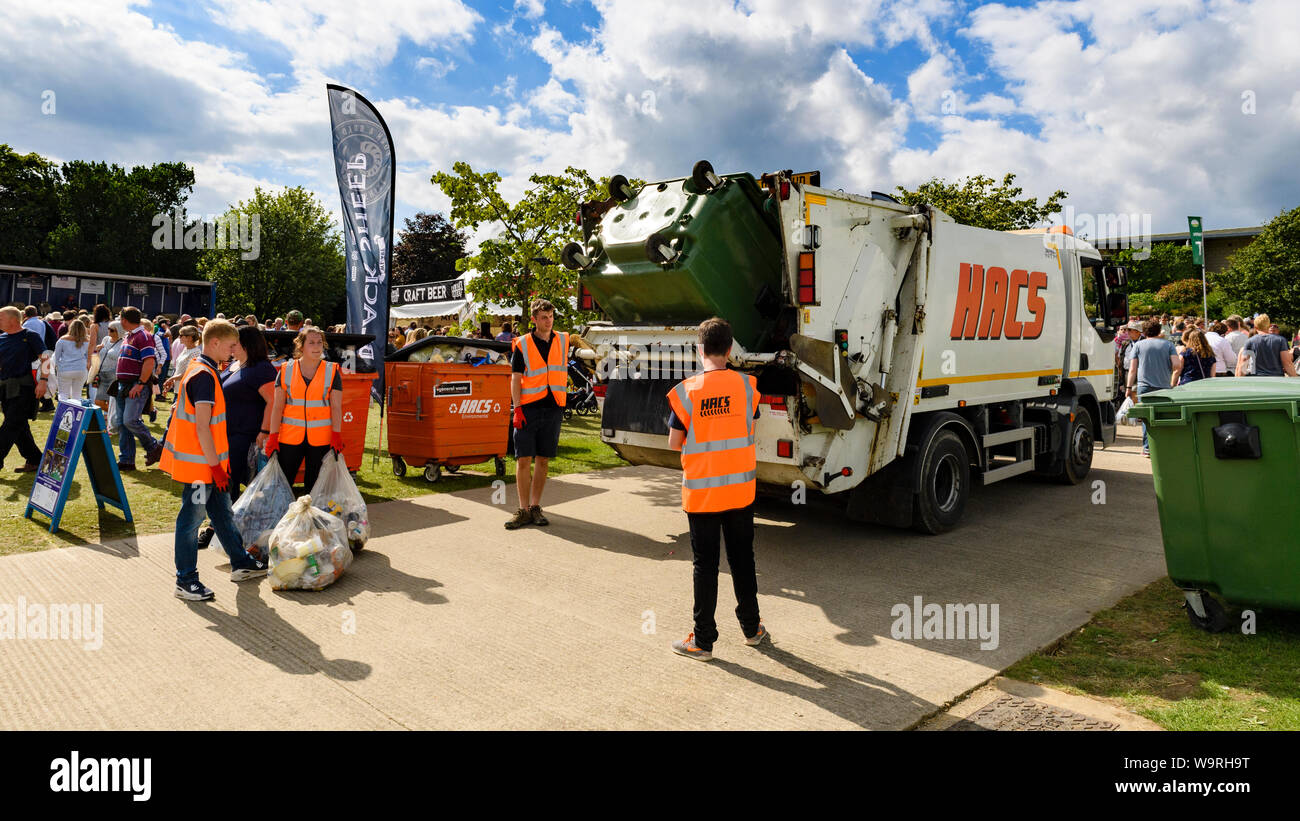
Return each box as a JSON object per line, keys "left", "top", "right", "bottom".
{"left": 950, "top": 263, "right": 1047, "bottom": 340}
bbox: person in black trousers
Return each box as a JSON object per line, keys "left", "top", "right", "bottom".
{"left": 0, "top": 307, "right": 52, "bottom": 472}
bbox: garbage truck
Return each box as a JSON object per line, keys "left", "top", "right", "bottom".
{"left": 562, "top": 162, "right": 1130, "bottom": 532}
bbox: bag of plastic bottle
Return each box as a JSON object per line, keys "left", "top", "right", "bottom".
{"left": 309, "top": 451, "right": 371, "bottom": 552}
{"left": 214, "top": 454, "right": 295, "bottom": 561}
{"left": 267, "top": 495, "right": 352, "bottom": 591}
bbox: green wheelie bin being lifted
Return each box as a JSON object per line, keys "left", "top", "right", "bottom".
{"left": 1128, "top": 377, "right": 1300, "bottom": 632}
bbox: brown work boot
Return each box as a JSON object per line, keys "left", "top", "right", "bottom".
{"left": 504, "top": 508, "right": 532, "bottom": 530}
{"left": 529, "top": 505, "right": 549, "bottom": 526}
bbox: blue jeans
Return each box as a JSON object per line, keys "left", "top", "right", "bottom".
{"left": 1136, "top": 386, "right": 1154, "bottom": 449}
{"left": 175, "top": 481, "right": 257, "bottom": 585}
{"left": 113, "top": 384, "right": 159, "bottom": 465}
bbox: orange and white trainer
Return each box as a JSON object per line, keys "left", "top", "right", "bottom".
{"left": 670, "top": 632, "right": 713, "bottom": 661}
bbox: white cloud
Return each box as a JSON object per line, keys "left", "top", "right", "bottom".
{"left": 416, "top": 56, "right": 457, "bottom": 78}
{"left": 206, "top": 0, "right": 481, "bottom": 73}
{"left": 3, "top": 0, "right": 1296, "bottom": 268}
{"left": 906, "top": 0, "right": 1300, "bottom": 232}
{"left": 515, "top": 0, "right": 545, "bottom": 20}
{"left": 526, "top": 78, "right": 578, "bottom": 121}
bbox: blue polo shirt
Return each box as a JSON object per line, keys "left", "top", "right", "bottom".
{"left": 0, "top": 329, "right": 48, "bottom": 380}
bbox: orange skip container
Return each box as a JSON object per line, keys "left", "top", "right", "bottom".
{"left": 385, "top": 361, "right": 511, "bottom": 482}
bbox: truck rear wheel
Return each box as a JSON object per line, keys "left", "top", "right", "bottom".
{"left": 912, "top": 429, "right": 969, "bottom": 534}
{"left": 1058, "top": 407, "right": 1094, "bottom": 485}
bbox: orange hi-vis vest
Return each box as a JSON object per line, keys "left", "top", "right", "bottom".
{"left": 666, "top": 368, "right": 758, "bottom": 513}
{"left": 160, "top": 356, "right": 230, "bottom": 484}
{"left": 280, "top": 358, "right": 337, "bottom": 446}
{"left": 514, "top": 331, "right": 569, "bottom": 407}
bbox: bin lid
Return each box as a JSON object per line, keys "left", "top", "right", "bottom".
{"left": 387, "top": 335, "right": 512, "bottom": 362}
{"left": 1132, "top": 376, "right": 1300, "bottom": 408}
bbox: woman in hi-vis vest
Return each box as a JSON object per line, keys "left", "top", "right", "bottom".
{"left": 264, "top": 327, "right": 345, "bottom": 493}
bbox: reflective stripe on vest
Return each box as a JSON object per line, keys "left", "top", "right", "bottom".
{"left": 666, "top": 370, "right": 757, "bottom": 513}
{"left": 517, "top": 331, "right": 568, "bottom": 407}
{"left": 159, "top": 357, "right": 230, "bottom": 484}
{"left": 280, "top": 359, "right": 335, "bottom": 445}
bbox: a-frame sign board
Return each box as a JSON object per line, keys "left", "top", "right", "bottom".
{"left": 25, "top": 399, "right": 133, "bottom": 533}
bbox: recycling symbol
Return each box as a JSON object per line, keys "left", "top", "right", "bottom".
{"left": 344, "top": 412, "right": 354, "bottom": 423}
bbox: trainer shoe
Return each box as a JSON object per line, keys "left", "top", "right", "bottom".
{"left": 175, "top": 580, "right": 215, "bottom": 601}
{"left": 743, "top": 623, "right": 771, "bottom": 647}
{"left": 529, "top": 505, "right": 549, "bottom": 526}
{"left": 117, "top": 463, "right": 137, "bottom": 472}
{"left": 504, "top": 508, "right": 532, "bottom": 530}
{"left": 196, "top": 526, "right": 214, "bottom": 550}
{"left": 671, "top": 633, "right": 713, "bottom": 661}
{"left": 145, "top": 443, "right": 165, "bottom": 466}
{"left": 230, "top": 560, "right": 268, "bottom": 582}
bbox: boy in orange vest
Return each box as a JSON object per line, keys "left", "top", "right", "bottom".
{"left": 161, "top": 319, "right": 268, "bottom": 601}
{"left": 504, "top": 299, "right": 569, "bottom": 529}
{"left": 666, "top": 318, "right": 769, "bottom": 660}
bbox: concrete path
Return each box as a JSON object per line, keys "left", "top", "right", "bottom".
{"left": 0, "top": 427, "right": 1166, "bottom": 730}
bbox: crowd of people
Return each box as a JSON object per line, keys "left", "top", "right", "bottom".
{"left": 0, "top": 302, "right": 355, "bottom": 594}
{"left": 386, "top": 320, "right": 516, "bottom": 355}
{"left": 1117, "top": 311, "right": 1298, "bottom": 456}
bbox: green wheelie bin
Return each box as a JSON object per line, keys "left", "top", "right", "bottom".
{"left": 1128, "top": 377, "right": 1300, "bottom": 632}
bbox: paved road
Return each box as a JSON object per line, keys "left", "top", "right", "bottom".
{"left": 0, "top": 427, "right": 1165, "bottom": 730}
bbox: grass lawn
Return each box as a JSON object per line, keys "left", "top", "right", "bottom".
{"left": 1, "top": 403, "right": 625, "bottom": 557}
{"left": 1004, "top": 577, "right": 1300, "bottom": 730}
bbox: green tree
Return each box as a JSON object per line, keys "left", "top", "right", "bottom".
{"left": 1110, "top": 242, "right": 1200, "bottom": 294}
{"left": 0, "top": 145, "right": 61, "bottom": 267}
{"left": 197, "top": 187, "right": 345, "bottom": 323}
{"left": 894, "top": 173, "right": 1067, "bottom": 231}
{"left": 1155, "top": 278, "right": 1204, "bottom": 312}
{"left": 431, "top": 162, "right": 619, "bottom": 330}
{"left": 391, "top": 211, "right": 467, "bottom": 287}
{"left": 1211, "top": 206, "right": 1300, "bottom": 327}
{"left": 47, "top": 159, "right": 200, "bottom": 279}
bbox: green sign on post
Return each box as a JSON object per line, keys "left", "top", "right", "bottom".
{"left": 1188, "top": 216, "right": 1204, "bottom": 265}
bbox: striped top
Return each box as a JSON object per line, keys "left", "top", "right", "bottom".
{"left": 115, "top": 326, "right": 157, "bottom": 380}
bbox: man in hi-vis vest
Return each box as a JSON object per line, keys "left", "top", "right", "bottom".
{"left": 666, "top": 318, "right": 769, "bottom": 661}
{"left": 505, "top": 299, "right": 569, "bottom": 530}
{"left": 160, "top": 320, "right": 268, "bottom": 601}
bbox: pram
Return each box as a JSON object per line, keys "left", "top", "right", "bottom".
{"left": 564, "top": 358, "right": 599, "bottom": 420}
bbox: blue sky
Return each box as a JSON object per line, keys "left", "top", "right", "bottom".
{"left": 1, "top": 0, "right": 1296, "bottom": 245}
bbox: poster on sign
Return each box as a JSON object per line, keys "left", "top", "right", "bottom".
{"left": 25, "top": 400, "right": 132, "bottom": 533}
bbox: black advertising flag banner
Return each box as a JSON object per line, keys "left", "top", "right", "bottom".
{"left": 326, "top": 84, "right": 394, "bottom": 405}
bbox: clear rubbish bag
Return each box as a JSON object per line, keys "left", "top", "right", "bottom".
{"left": 214, "top": 454, "right": 295, "bottom": 561}
{"left": 309, "top": 451, "right": 371, "bottom": 552}
{"left": 267, "top": 495, "right": 353, "bottom": 591}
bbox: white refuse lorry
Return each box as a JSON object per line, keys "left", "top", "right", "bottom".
{"left": 564, "top": 162, "right": 1130, "bottom": 532}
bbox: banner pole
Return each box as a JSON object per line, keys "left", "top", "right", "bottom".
{"left": 1202, "top": 262, "right": 1208, "bottom": 321}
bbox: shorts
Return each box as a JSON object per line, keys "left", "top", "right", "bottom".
{"left": 513, "top": 403, "right": 563, "bottom": 458}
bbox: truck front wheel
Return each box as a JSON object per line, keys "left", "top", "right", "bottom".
{"left": 1058, "top": 407, "right": 1095, "bottom": 485}
{"left": 912, "top": 429, "right": 969, "bottom": 534}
